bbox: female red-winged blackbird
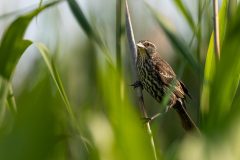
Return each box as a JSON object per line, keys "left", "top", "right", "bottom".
{"left": 133, "top": 40, "right": 197, "bottom": 131}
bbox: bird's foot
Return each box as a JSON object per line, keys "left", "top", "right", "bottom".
{"left": 141, "top": 117, "right": 152, "bottom": 123}
{"left": 130, "top": 81, "right": 143, "bottom": 89}
{"left": 141, "top": 112, "right": 163, "bottom": 123}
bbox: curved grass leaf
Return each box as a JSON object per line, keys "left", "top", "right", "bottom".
{"left": 0, "top": 0, "right": 75, "bottom": 120}
{"left": 0, "top": 1, "right": 61, "bottom": 118}
{"left": 0, "top": 0, "right": 61, "bottom": 80}
{"left": 34, "top": 42, "right": 90, "bottom": 148}
{"left": 146, "top": 3, "right": 202, "bottom": 76}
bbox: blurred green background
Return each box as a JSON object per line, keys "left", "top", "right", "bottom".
{"left": 0, "top": 0, "right": 240, "bottom": 160}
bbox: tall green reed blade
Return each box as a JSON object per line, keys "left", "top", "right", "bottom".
{"left": 200, "top": 0, "right": 228, "bottom": 114}
{"left": 208, "top": 8, "right": 240, "bottom": 123}
{"left": 116, "top": 0, "right": 123, "bottom": 73}
{"left": 67, "top": 0, "right": 113, "bottom": 65}
{"left": 146, "top": 2, "right": 202, "bottom": 76}
{"left": 116, "top": 0, "right": 125, "bottom": 104}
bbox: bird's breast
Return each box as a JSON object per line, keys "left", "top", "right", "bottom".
{"left": 136, "top": 58, "right": 164, "bottom": 102}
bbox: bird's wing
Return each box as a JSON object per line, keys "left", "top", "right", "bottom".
{"left": 152, "top": 54, "right": 185, "bottom": 98}
{"left": 152, "top": 54, "right": 176, "bottom": 84}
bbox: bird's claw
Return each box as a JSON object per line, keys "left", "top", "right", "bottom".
{"left": 141, "top": 117, "right": 152, "bottom": 123}
{"left": 141, "top": 112, "right": 163, "bottom": 124}
{"left": 130, "top": 81, "right": 143, "bottom": 89}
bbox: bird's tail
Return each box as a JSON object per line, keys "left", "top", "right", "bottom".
{"left": 173, "top": 100, "right": 199, "bottom": 132}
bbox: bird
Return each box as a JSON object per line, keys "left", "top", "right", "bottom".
{"left": 132, "top": 40, "right": 197, "bottom": 131}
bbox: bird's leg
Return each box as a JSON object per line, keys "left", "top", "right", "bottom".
{"left": 141, "top": 117, "right": 152, "bottom": 123}
{"left": 142, "top": 112, "right": 163, "bottom": 123}
{"left": 131, "top": 80, "right": 143, "bottom": 89}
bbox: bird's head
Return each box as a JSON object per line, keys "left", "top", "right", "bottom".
{"left": 136, "top": 40, "right": 156, "bottom": 59}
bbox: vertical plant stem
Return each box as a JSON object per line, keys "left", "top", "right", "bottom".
{"left": 125, "top": 1, "right": 158, "bottom": 160}
{"left": 0, "top": 78, "right": 8, "bottom": 125}
{"left": 197, "top": 0, "right": 202, "bottom": 62}
{"left": 116, "top": 0, "right": 124, "bottom": 101}
{"left": 213, "top": 0, "right": 220, "bottom": 59}
{"left": 116, "top": 0, "right": 122, "bottom": 73}
{"left": 7, "top": 83, "right": 17, "bottom": 114}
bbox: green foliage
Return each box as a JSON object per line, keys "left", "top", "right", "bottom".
{"left": 0, "top": 1, "right": 60, "bottom": 80}
{"left": 35, "top": 42, "right": 73, "bottom": 118}
{"left": 0, "top": 0, "right": 62, "bottom": 120}
{"left": 0, "top": 0, "right": 240, "bottom": 160}
{"left": 0, "top": 75, "right": 66, "bottom": 160}
{"left": 201, "top": 0, "right": 228, "bottom": 114}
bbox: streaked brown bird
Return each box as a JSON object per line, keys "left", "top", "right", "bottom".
{"left": 133, "top": 40, "right": 197, "bottom": 131}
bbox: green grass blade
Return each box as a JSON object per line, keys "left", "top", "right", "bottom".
{"left": 0, "top": 0, "right": 61, "bottom": 80}
{"left": 0, "top": 1, "right": 61, "bottom": 119}
{"left": 146, "top": 3, "right": 202, "bottom": 76}
{"left": 207, "top": 14, "right": 240, "bottom": 128}
{"left": 173, "top": 0, "right": 196, "bottom": 32}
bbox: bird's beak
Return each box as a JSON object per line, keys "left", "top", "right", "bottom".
{"left": 136, "top": 43, "right": 145, "bottom": 49}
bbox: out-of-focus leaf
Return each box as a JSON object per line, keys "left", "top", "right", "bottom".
{"left": 34, "top": 43, "right": 88, "bottom": 149}
{"left": 0, "top": 76, "right": 65, "bottom": 160}
{"left": 0, "top": 1, "right": 60, "bottom": 80}
{"left": 146, "top": 3, "right": 202, "bottom": 76}
{"left": 0, "top": 1, "right": 61, "bottom": 120}
{"left": 203, "top": 6, "right": 240, "bottom": 131}
{"left": 228, "top": 0, "right": 238, "bottom": 20}
{"left": 96, "top": 66, "right": 159, "bottom": 160}
{"left": 38, "top": 0, "right": 43, "bottom": 8}
{"left": 211, "top": 8, "right": 240, "bottom": 114}
{"left": 173, "top": 0, "right": 196, "bottom": 32}
{"left": 67, "top": 0, "right": 113, "bottom": 65}
{"left": 200, "top": 0, "right": 228, "bottom": 113}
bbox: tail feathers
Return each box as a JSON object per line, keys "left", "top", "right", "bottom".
{"left": 179, "top": 81, "right": 191, "bottom": 99}
{"left": 173, "top": 100, "right": 198, "bottom": 132}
